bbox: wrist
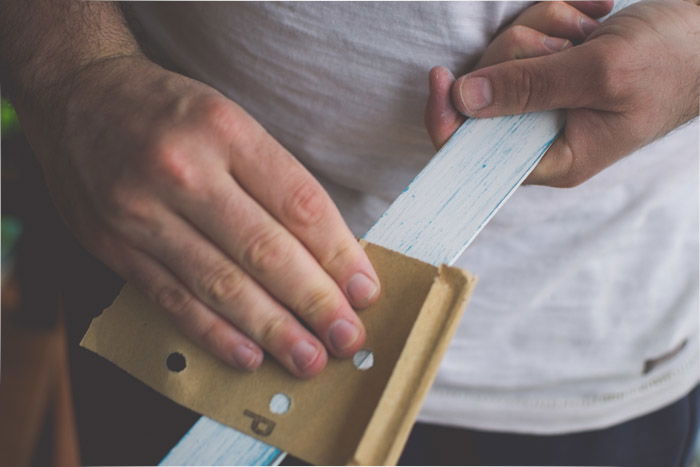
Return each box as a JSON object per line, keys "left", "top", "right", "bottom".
{"left": 13, "top": 53, "right": 154, "bottom": 170}
{"left": 2, "top": 2, "right": 142, "bottom": 114}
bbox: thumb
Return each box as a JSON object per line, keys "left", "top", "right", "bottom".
{"left": 425, "top": 66, "right": 465, "bottom": 149}
{"left": 451, "top": 45, "right": 600, "bottom": 118}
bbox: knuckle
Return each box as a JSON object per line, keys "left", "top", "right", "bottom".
{"left": 179, "top": 312, "right": 227, "bottom": 352}
{"left": 203, "top": 267, "right": 246, "bottom": 306}
{"left": 156, "top": 286, "right": 193, "bottom": 317}
{"left": 541, "top": 1, "right": 568, "bottom": 24}
{"left": 507, "top": 25, "right": 532, "bottom": 43}
{"left": 508, "top": 65, "right": 538, "bottom": 113}
{"left": 590, "top": 45, "right": 627, "bottom": 101}
{"left": 243, "top": 229, "right": 292, "bottom": 275}
{"left": 320, "top": 240, "right": 356, "bottom": 271}
{"left": 502, "top": 25, "right": 536, "bottom": 59}
{"left": 295, "top": 289, "right": 336, "bottom": 323}
{"left": 198, "top": 96, "right": 246, "bottom": 139}
{"left": 195, "top": 319, "right": 220, "bottom": 347}
{"left": 258, "top": 316, "right": 288, "bottom": 346}
{"left": 105, "top": 185, "right": 153, "bottom": 224}
{"left": 147, "top": 139, "right": 201, "bottom": 193}
{"left": 285, "top": 179, "right": 329, "bottom": 228}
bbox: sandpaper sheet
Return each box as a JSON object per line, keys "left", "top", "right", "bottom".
{"left": 80, "top": 241, "right": 475, "bottom": 465}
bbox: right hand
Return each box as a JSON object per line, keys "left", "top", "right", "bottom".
{"left": 426, "top": 0, "right": 700, "bottom": 188}
{"left": 27, "top": 56, "right": 380, "bottom": 378}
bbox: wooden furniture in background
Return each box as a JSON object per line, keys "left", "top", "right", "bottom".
{"left": 0, "top": 293, "right": 80, "bottom": 467}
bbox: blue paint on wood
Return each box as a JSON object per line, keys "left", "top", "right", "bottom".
{"left": 160, "top": 1, "right": 640, "bottom": 463}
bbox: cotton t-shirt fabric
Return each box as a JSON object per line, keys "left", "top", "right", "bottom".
{"left": 127, "top": 1, "right": 699, "bottom": 434}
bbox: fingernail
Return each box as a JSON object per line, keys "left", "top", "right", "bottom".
{"left": 543, "top": 36, "right": 571, "bottom": 52}
{"left": 291, "top": 340, "right": 320, "bottom": 372}
{"left": 233, "top": 344, "right": 261, "bottom": 370}
{"left": 458, "top": 77, "right": 493, "bottom": 113}
{"left": 329, "top": 319, "right": 360, "bottom": 353}
{"left": 346, "top": 273, "right": 379, "bottom": 308}
{"left": 580, "top": 17, "right": 598, "bottom": 36}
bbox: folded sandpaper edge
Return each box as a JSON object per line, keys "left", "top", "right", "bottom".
{"left": 78, "top": 242, "right": 476, "bottom": 466}
{"left": 349, "top": 263, "right": 476, "bottom": 466}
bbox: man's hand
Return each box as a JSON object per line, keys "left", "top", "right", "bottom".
{"left": 2, "top": 2, "right": 380, "bottom": 378}
{"left": 426, "top": 0, "right": 700, "bottom": 187}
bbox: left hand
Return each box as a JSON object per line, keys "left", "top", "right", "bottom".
{"left": 426, "top": 0, "right": 700, "bottom": 187}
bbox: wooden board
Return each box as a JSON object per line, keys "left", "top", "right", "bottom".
{"left": 160, "top": 109, "right": 561, "bottom": 465}
{"left": 160, "top": 2, "right": 638, "bottom": 462}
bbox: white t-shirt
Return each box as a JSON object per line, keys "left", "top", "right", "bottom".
{"left": 128, "top": 1, "right": 699, "bottom": 434}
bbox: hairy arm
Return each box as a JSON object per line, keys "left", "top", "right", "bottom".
{"left": 1, "top": 1, "right": 139, "bottom": 110}
{"left": 1, "top": 1, "right": 379, "bottom": 378}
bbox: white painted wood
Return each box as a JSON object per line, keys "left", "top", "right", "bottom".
{"left": 365, "top": 111, "right": 562, "bottom": 266}
{"left": 160, "top": 417, "right": 285, "bottom": 466}
{"left": 160, "top": 109, "right": 562, "bottom": 465}
{"left": 160, "top": 2, "right": 639, "bottom": 463}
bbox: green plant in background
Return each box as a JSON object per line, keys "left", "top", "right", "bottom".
{"left": 1, "top": 216, "right": 23, "bottom": 283}
{"left": 1, "top": 98, "right": 21, "bottom": 137}
{"left": 1, "top": 216, "right": 22, "bottom": 261}
{"left": 2, "top": 99, "right": 24, "bottom": 281}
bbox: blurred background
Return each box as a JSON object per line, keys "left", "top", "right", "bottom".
{"left": 1, "top": 97, "right": 200, "bottom": 466}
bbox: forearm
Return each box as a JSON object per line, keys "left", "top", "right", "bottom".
{"left": 0, "top": 0, "right": 141, "bottom": 109}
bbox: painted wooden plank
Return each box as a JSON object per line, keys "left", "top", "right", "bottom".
{"left": 160, "top": 109, "right": 562, "bottom": 465}
{"left": 364, "top": 111, "right": 562, "bottom": 265}
{"left": 161, "top": 417, "right": 285, "bottom": 466}
{"left": 160, "top": 2, "right": 639, "bottom": 463}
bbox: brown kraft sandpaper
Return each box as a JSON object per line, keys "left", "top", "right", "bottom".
{"left": 80, "top": 241, "right": 476, "bottom": 465}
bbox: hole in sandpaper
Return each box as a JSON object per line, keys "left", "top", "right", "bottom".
{"left": 166, "top": 352, "right": 187, "bottom": 372}
{"left": 269, "top": 393, "right": 291, "bottom": 414}
{"left": 353, "top": 349, "right": 374, "bottom": 370}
